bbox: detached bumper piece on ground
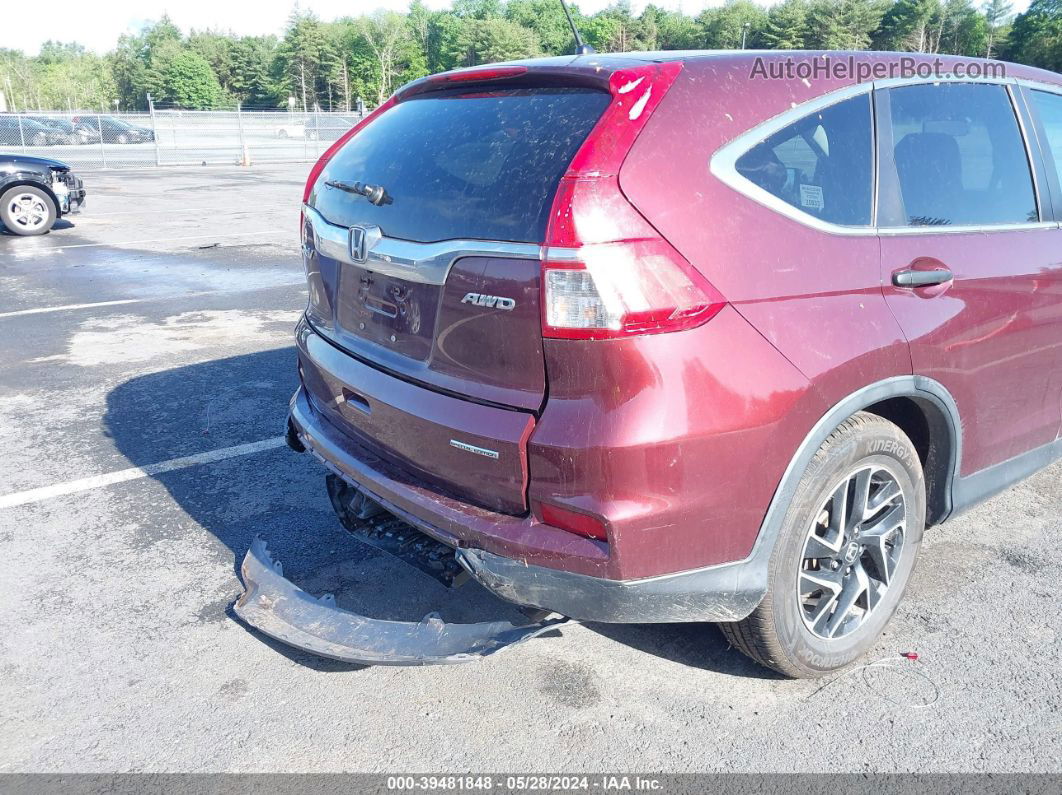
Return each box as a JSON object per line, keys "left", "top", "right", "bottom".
{"left": 234, "top": 536, "right": 568, "bottom": 666}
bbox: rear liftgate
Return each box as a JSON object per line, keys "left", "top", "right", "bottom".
{"left": 237, "top": 58, "right": 691, "bottom": 665}
{"left": 234, "top": 478, "right": 568, "bottom": 666}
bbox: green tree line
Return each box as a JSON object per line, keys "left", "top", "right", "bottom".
{"left": 1, "top": 0, "right": 1059, "bottom": 112}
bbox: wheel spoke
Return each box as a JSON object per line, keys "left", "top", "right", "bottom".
{"left": 866, "top": 578, "right": 887, "bottom": 612}
{"left": 799, "top": 566, "right": 843, "bottom": 598}
{"left": 864, "top": 528, "right": 901, "bottom": 587}
{"left": 809, "top": 593, "right": 839, "bottom": 636}
{"left": 861, "top": 501, "right": 905, "bottom": 541}
{"left": 867, "top": 478, "right": 901, "bottom": 516}
{"left": 802, "top": 534, "right": 839, "bottom": 560}
{"left": 825, "top": 562, "right": 869, "bottom": 638}
{"left": 847, "top": 468, "right": 872, "bottom": 530}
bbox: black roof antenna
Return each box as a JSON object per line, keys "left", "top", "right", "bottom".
{"left": 559, "top": 0, "right": 595, "bottom": 55}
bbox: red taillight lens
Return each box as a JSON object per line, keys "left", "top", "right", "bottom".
{"left": 542, "top": 242, "right": 725, "bottom": 339}
{"left": 540, "top": 62, "right": 726, "bottom": 340}
{"left": 536, "top": 501, "right": 608, "bottom": 542}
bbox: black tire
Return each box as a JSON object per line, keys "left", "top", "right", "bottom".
{"left": 720, "top": 412, "right": 925, "bottom": 678}
{"left": 32, "top": 132, "right": 48, "bottom": 147}
{"left": 117, "top": 133, "right": 129, "bottom": 144}
{"left": 0, "top": 185, "right": 57, "bottom": 236}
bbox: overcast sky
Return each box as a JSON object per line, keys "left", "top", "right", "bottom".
{"left": 1, "top": 0, "right": 1030, "bottom": 56}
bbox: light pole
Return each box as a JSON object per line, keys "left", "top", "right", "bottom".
{"left": 741, "top": 22, "right": 751, "bottom": 50}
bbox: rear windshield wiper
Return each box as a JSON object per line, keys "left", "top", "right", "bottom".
{"left": 325, "top": 179, "right": 393, "bottom": 207}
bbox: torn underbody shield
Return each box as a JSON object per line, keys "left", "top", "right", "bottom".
{"left": 234, "top": 536, "right": 568, "bottom": 665}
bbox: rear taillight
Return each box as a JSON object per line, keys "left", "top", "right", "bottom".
{"left": 543, "top": 242, "right": 724, "bottom": 339}
{"left": 535, "top": 501, "right": 608, "bottom": 542}
{"left": 540, "top": 62, "right": 726, "bottom": 340}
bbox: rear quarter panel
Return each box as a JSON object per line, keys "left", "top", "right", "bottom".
{"left": 620, "top": 55, "right": 913, "bottom": 421}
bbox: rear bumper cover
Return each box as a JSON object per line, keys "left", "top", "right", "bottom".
{"left": 235, "top": 536, "right": 567, "bottom": 665}
{"left": 288, "top": 386, "right": 767, "bottom": 625}
{"left": 456, "top": 547, "right": 762, "bottom": 623}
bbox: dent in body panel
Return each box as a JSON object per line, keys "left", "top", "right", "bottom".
{"left": 529, "top": 306, "right": 825, "bottom": 579}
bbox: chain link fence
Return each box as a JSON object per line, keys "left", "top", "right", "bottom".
{"left": 0, "top": 109, "right": 365, "bottom": 170}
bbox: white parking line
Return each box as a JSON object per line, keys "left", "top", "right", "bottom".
{"left": 0, "top": 299, "right": 143, "bottom": 319}
{"left": 0, "top": 283, "right": 306, "bottom": 319}
{"left": 88, "top": 207, "right": 282, "bottom": 217}
{"left": 0, "top": 437, "right": 286, "bottom": 509}
{"left": 11, "top": 230, "right": 287, "bottom": 252}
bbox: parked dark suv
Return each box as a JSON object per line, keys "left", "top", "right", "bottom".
{"left": 0, "top": 154, "right": 86, "bottom": 235}
{"left": 236, "top": 51, "right": 1062, "bottom": 677}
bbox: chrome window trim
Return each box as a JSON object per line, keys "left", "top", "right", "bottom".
{"left": 877, "top": 221, "right": 1056, "bottom": 236}
{"left": 710, "top": 75, "right": 1062, "bottom": 238}
{"left": 872, "top": 74, "right": 1013, "bottom": 90}
{"left": 1013, "top": 79, "right": 1062, "bottom": 96}
{"left": 1022, "top": 84, "right": 1062, "bottom": 227}
{"left": 709, "top": 81, "right": 876, "bottom": 237}
{"left": 302, "top": 204, "right": 542, "bottom": 285}
{"left": 1007, "top": 83, "right": 1046, "bottom": 224}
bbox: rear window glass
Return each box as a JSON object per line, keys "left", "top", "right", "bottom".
{"left": 311, "top": 87, "right": 610, "bottom": 243}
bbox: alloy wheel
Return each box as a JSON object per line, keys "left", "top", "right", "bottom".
{"left": 797, "top": 465, "right": 907, "bottom": 640}
{"left": 6, "top": 192, "right": 49, "bottom": 232}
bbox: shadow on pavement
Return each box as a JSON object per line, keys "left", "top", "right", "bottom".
{"left": 103, "top": 346, "right": 759, "bottom": 675}
{"left": 0, "top": 218, "right": 75, "bottom": 236}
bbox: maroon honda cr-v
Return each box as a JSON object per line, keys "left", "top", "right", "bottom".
{"left": 236, "top": 51, "right": 1062, "bottom": 677}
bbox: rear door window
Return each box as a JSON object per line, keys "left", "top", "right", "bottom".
{"left": 312, "top": 87, "right": 611, "bottom": 243}
{"left": 880, "top": 83, "right": 1037, "bottom": 227}
{"left": 734, "top": 94, "right": 874, "bottom": 226}
{"left": 1028, "top": 89, "right": 1062, "bottom": 192}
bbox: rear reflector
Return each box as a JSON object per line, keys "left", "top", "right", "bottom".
{"left": 536, "top": 501, "right": 608, "bottom": 542}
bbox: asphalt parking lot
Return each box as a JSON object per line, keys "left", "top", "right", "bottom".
{"left": 0, "top": 165, "right": 1059, "bottom": 774}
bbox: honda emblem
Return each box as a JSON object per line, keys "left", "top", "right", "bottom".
{"left": 350, "top": 226, "right": 368, "bottom": 263}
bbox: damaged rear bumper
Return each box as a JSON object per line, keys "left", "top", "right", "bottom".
{"left": 287, "top": 384, "right": 768, "bottom": 624}
{"left": 234, "top": 536, "right": 567, "bottom": 665}
{"left": 456, "top": 547, "right": 764, "bottom": 624}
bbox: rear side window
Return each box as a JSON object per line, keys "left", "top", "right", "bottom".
{"left": 735, "top": 95, "right": 873, "bottom": 226}
{"left": 1029, "top": 90, "right": 1062, "bottom": 191}
{"left": 881, "top": 83, "right": 1037, "bottom": 227}
{"left": 312, "top": 87, "right": 611, "bottom": 243}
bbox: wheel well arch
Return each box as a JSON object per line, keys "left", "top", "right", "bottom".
{"left": 0, "top": 179, "right": 60, "bottom": 215}
{"left": 749, "top": 376, "right": 961, "bottom": 569}
{"left": 862, "top": 395, "right": 954, "bottom": 526}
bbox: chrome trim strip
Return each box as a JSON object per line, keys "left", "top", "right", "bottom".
{"left": 872, "top": 74, "right": 1014, "bottom": 89}
{"left": 1008, "top": 83, "right": 1046, "bottom": 223}
{"left": 302, "top": 204, "right": 542, "bottom": 285}
{"left": 876, "top": 221, "right": 1056, "bottom": 236}
{"left": 710, "top": 75, "right": 1062, "bottom": 238}
{"left": 541, "top": 246, "right": 582, "bottom": 262}
{"left": 1015, "top": 78, "right": 1062, "bottom": 95}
